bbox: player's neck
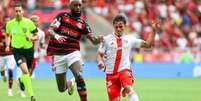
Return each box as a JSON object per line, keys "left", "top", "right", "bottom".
{"left": 15, "top": 17, "right": 22, "bottom": 22}
{"left": 114, "top": 33, "right": 123, "bottom": 38}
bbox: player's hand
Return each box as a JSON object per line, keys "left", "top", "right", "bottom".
{"left": 25, "top": 34, "right": 32, "bottom": 41}
{"left": 97, "top": 61, "right": 106, "bottom": 71}
{"left": 54, "top": 34, "right": 67, "bottom": 43}
{"left": 98, "top": 35, "right": 104, "bottom": 43}
{"left": 151, "top": 20, "right": 160, "bottom": 32}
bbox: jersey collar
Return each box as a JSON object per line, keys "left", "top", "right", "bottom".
{"left": 112, "top": 32, "right": 123, "bottom": 39}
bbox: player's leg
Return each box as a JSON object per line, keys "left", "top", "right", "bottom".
{"left": 55, "top": 73, "right": 68, "bottom": 92}
{"left": 6, "top": 55, "right": 16, "bottom": 96}
{"left": 122, "top": 86, "right": 139, "bottom": 101}
{"left": 55, "top": 72, "right": 74, "bottom": 94}
{"left": 0, "top": 56, "right": 7, "bottom": 82}
{"left": 69, "top": 61, "right": 87, "bottom": 101}
{"left": 1, "top": 70, "right": 7, "bottom": 82}
{"left": 106, "top": 74, "right": 121, "bottom": 101}
{"left": 53, "top": 55, "right": 71, "bottom": 93}
{"left": 16, "top": 67, "right": 26, "bottom": 97}
{"left": 24, "top": 48, "right": 36, "bottom": 101}
{"left": 13, "top": 48, "right": 35, "bottom": 101}
{"left": 26, "top": 49, "right": 34, "bottom": 77}
{"left": 29, "top": 57, "right": 38, "bottom": 76}
{"left": 120, "top": 70, "right": 139, "bottom": 101}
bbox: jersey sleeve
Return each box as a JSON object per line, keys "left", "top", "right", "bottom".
{"left": 50, "top": 13, "right": 63, "bottom": 28}
{"left": 28, "top": 20, "right": 37, "bottom": 33}
{"left": 5, "top": 22, "right": 11, "bottom": 35}
{"left": 40, "top": 31, "right": 46, "bottom": 44}
{"left": 83, "top": 23, "right": 92, "bottom": 35}
{"left": 130, "top": 36, "right": 145, "bottom": 48}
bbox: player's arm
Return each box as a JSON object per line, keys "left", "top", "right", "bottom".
{"left": 40, "top": 32, "right": 46, "bottom": 49}
{"left": 26, "top": 19, "right": 39, "bottom": 42}
{"left": 83, "top": 23, "right": 103, "bottom": 45}
{"left": 96, "top": 42, "right": 106, "bottom": 70}
{"left": 5, "top": 32, "right": 11, "bottom": 52}
{"left": 141, "top": 21, "right": 160, "bottom": 48}
{"left": 5, "top": 23, "right": 11, "bottom": 52}
{"left": 96, "top": 51, "right": 105, "bottom": 70}
{"left": 87, "top": 33, "right": 103, "bottom": 45}
{"left": 48, "top": 14, "right": 66, "bottom": 42}
{"left": 29, "top": 29, "right": 38, "bottom": 41}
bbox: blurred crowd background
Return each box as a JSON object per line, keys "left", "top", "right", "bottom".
{"left": 0, "top": 0, "right": 201, "bottom": 63}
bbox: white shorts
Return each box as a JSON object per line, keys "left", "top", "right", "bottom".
{"left": 0, "top": 55, "right": 16, "bottom": 71}
{"left": 52, "top": 51, "right": 83, "bottom": 74}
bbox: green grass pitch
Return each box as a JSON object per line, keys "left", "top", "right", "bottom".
{"left": 0, "top": 78, "right": 201, "bottom": 101}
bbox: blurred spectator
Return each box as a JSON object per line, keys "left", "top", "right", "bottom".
{"left": 1, "top": 0, "right": 201, "bottom": 62}
{"left": 133, "top": 49, "right": 143, "bottom": 63}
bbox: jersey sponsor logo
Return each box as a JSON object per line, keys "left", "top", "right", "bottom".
{"left": 60, "top": 26, "right": 81, "bottom": 37}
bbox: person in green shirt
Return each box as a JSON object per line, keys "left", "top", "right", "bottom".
{"left": 5, "top": 4, "right": 38, "bottom": 101}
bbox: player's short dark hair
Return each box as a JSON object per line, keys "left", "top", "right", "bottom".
{"left": 14, "top": 3, "right": 24, "bottom": 8}
{"left": 113, "top": 14, "right": 127, "bottom": 24}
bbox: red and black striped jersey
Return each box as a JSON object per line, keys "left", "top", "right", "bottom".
{"left": 47, "top": 12, "right": 92, "bottom": 55}
{"left": 0, "top": 30, "right": 12, "bottom": 56}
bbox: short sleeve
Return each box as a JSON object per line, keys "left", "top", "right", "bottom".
{"left": 130, "top": 35, "right": 145, "bottom": 48}
{"left": 50, "top": 13, "right": 63, "bottom": 28}
{"left": 98, "top": 42, "right": 106, "bottom": 54}
{"left": 28, "top": 20, "right": 37, "bottom": 33}
{"left": 83, "top": 23, "right": 92, "bottom": 35}
{"left": 40, "top": 31, "right": 45, "bottom": 44}
{"left": 6, "top": 23, "right": 10, "bottom": 35}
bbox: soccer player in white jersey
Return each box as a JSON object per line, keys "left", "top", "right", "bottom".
{"left": 97, "top": 14, "right": 160, "bottom": 101}
{"left": 30, "top": 15, "right": 46, "bottom": 76}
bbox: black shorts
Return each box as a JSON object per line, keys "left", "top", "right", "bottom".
{"left": 13, "top": 48, "right": 34, "bottom": 69}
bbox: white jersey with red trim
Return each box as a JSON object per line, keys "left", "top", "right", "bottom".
{"left": 34, "top": 28, "right": 45, "bottom": 58}
{"left": 98, "top": 33, "right": 144, "bottom": 74}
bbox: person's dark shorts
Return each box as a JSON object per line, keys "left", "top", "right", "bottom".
{"left": 13, "top": 48, "right": 34, "bottom": 69}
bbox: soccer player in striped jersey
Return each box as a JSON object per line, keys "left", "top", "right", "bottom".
{"left": 0, "top": 20, "right": 16, "bottom": 96}
{"left": 47, "top": 0, "right": 103, "bottom": 101}
{"left": 97, "top": 15, "right": 160, "bottom": 101}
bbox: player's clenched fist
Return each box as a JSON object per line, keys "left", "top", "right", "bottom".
{"left": 151, "top": 20, "right": 160, "bottom": 32}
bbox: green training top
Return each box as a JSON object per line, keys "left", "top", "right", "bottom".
{"left": 6, "top": 17, "right": 37, "bottom": 49}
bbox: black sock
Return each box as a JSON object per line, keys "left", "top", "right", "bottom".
{"left": 76, "top": 76, "right": 87, "bottom": 101}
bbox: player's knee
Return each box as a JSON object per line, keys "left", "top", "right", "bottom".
{"left": 123, "top": 85, "right": 133, "bottom": 94}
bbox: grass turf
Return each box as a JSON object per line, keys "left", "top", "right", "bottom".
{"left": 0, "top": 78, "right": 201, "bottom": 101}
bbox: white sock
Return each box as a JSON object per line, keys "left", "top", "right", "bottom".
{"left": 129, "top": 93, "right": 139, "bottom": 101}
